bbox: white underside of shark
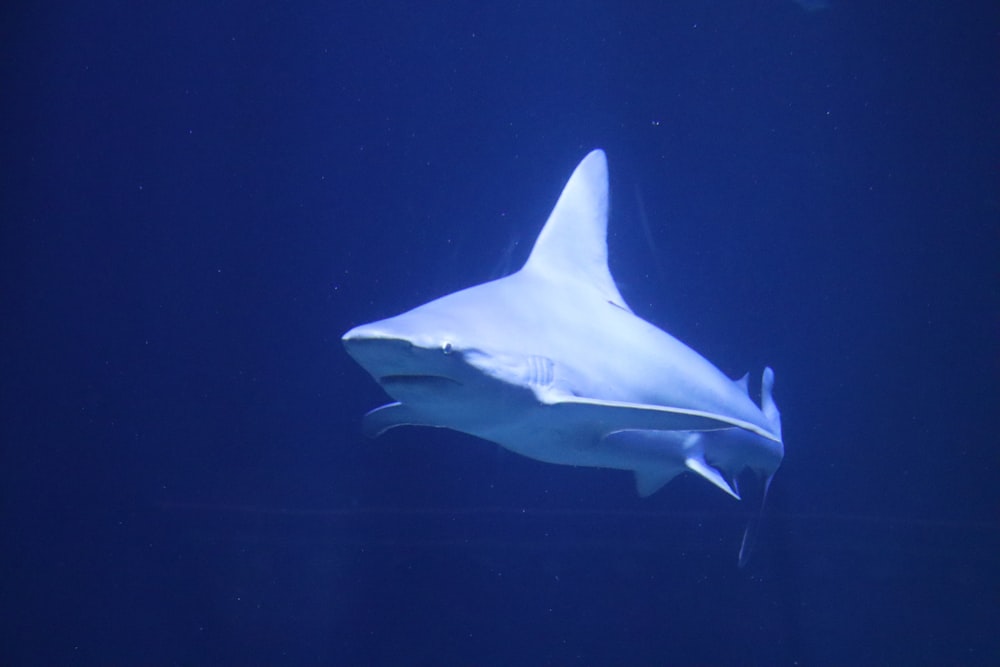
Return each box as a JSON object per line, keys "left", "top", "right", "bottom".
{"left": 343, "top": 150, "right": 784, "bottom": 564}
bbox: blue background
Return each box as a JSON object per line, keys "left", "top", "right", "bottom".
{"left": 2, "top": 1, "right": 997, "bottom": 665}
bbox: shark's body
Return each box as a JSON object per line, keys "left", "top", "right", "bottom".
{"left": 343, "top": 150, "right": 783, "bottom": 561}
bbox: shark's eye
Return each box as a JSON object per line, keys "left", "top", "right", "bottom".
{"left": 441, "top": 341, "right": 454, "bottom": 355}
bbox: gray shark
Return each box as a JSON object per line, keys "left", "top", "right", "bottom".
{"left": 343, "top": 150, "right": 783, "bottom": 562}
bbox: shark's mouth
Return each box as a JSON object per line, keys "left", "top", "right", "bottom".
{"left": 379, "top": 374, "right": 462, "bottom": 388}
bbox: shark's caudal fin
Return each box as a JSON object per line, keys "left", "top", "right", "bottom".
{"left": 520, "top": 150, "right": 632, "bottom": 312}
{"left": 761, "top": 366, "right": 782, "bottom": 440}
{"left": 736, "top": 471, "right": 775, "bottom": 569}
{"left": 737, "top": 368, "right": 783, "bottom": 568}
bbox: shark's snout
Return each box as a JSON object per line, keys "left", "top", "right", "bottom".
{"left": 342, "top": 328, "right": 414, "bottom": 374}
{"left": 342, "top": 323, "right": 401, "bottom": 344}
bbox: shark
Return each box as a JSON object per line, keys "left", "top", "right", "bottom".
{"left": 342, "top": 149, "right": 784, "bottom": 563}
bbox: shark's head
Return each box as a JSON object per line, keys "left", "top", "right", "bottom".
{"left": 342, "top": 314, "right": 472, "bottom": 406}
{"left": 342, "top": 276, "right": 561, "bottom": 426}
{"left": 342, "top": 285, "right": 511, "bottom": 396}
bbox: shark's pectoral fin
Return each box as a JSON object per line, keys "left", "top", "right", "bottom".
{"left": 362, "top": 402, "right": 441, "bottom": 438}
{"left": 545, "top": 394, "right": 776, "bottom": 439}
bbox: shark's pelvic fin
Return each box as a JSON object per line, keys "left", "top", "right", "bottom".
{"left": 685, "top": 456, "right": 741, "bottom": 500}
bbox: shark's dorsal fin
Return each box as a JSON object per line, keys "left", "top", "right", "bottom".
{"left": 520, "top": 150, "right": 631, "bottom": 312}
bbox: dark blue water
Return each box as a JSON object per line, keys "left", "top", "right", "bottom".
{"left": 2, "top": 2, "right": 997, "bottom": 665}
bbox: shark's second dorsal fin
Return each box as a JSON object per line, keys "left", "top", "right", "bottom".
{"left": 521, "top": 150, "right": 632, "bottom": 312}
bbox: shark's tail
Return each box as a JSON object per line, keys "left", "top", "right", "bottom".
{"left": 760, "top": 366, "right": 782, "bottom": 442}
{"left": 737, "top": 367, "right": 783, "bottom": 568}
{"left": 736, "top": 471, "right": 771, "bottom": 568}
